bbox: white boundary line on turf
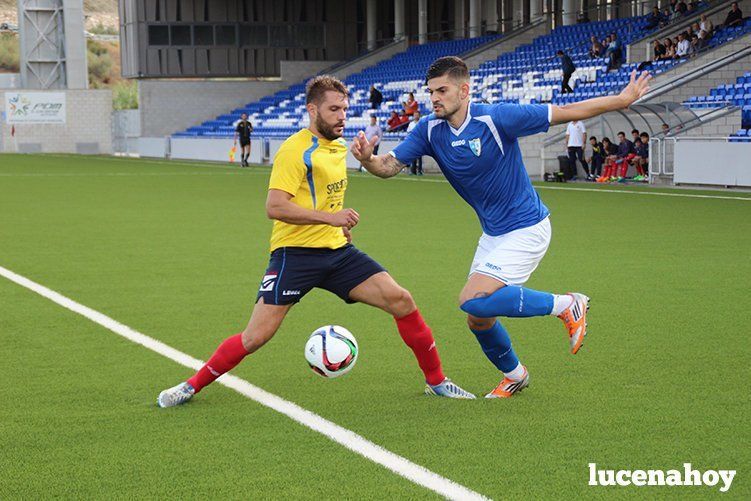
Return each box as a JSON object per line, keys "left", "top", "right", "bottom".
{"left": 0, "top": 264, "right": 488, "bottom": 501}
{"left": 10, "top": 154, "right": 751, "bottom": 201}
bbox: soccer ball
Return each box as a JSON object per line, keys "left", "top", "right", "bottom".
{"left": 304, "top": 325, "right": 358, "bottom": 378}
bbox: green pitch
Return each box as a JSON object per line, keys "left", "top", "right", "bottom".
{"left": 1, "top": 154, "right": 749, "bottom": 499}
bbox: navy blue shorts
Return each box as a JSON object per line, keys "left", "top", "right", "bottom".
{"left": 256, "top": 244, "right": 386, "bottom": 305}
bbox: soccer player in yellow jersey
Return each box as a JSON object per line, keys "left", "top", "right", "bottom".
{"left": 158, "top": 76, "right": 474, "bottom": 407}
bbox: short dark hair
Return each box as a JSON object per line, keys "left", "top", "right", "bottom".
{"left": 631, "top": 129, "right": 639, "bottom": 134}
{"left": 617, "top": 131, "right": 626, "bottom": 137}
{"left": 556, "top": 50, "right": 564, "bottom": 55}
{"left": 425, "top": 56, "right": 469, "bottom": 84}
{"left": 589, "top": 136, "right": 598, "bottom": 141}
{"left": 640, "top": 132, "right": 650, "bottom": 138}
{"left": 306, "top": 75, "right": 348, "bottom": 104}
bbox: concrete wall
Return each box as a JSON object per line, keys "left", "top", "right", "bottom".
{"left": 330, "top": 40, "right": 409, "bottom": 80}
{"left": 674, "top": 140, "right": 751, "bottom": 186}
{"left": 0, "top": 89, "right": 112, "bottom": 154}
{"left": 139, "top": 80, "right": 288, "bottom": 137}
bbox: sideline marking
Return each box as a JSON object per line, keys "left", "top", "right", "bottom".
{"left": 0, "top": 264, "right": 488, "bottom": 501}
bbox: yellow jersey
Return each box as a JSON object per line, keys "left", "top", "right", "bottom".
{"left": 268, "top": 129, "right": 349, "bottom": 252}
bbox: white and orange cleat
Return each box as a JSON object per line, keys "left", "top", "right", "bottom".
{"left": 485, "top": 366, "right": 530, "bottom": 399}
{"left": 557, "top": 293, "right": 590, "bottom": 354}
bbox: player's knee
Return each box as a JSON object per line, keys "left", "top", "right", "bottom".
{"left": 467, "top": 315, "right": 495, "bottom": 331}
{"left": 387, "top": 287, "right": 416, "bottom": 317}
{"left": 240, "top": 329, "right": 271, "bottom": 354}
{"left": 459, "top": 295, "right": 492, "bottom": 318}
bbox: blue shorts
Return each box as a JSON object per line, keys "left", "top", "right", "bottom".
{"left": 256, "top": 244, "right": 386, "bottom": 305}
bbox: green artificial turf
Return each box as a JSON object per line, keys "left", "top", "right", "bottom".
{"left": 1, "top": 154, "right": 749, "bottom": 499}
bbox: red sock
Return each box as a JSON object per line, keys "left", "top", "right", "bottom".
{"left": 619, "top": 162, "right": 629, "bottom": 178}
{"left": 187, "top": 333, "right": 249, "bottom": 392}
{"left": 394, "top": 310, "right": 445, "bottom": 386}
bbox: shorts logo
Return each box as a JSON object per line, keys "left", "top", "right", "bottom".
{"left": 282, "top": 290, "right": 301, "bottom": 296}
{"left": 469, "top": 138, "right": 482, "bottom": 156}
{"left": 259, "top": 273, "right": 277, "bottom": 292}
{"left": 484, "top": 262, "right": 502, "bottom": 271}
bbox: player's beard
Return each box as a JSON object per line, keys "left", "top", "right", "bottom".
{"left": 315, "top": 114, "right": 344, "bottom": 141}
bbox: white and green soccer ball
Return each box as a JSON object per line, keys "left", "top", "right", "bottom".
{"left": 304, "top": 325, "right": 358, "bottom": 378}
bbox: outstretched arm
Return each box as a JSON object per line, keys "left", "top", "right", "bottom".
{"left": 551, "top": 70, "right": 652, "bottom": 126}
{"left": 350, "top": 131, "right": 407, "bottom": 178}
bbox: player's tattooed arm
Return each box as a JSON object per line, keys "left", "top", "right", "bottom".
{"left": 351, "top": 131, "right": 405, "bottom": 178}
{"left": 363, "top": 154, "right": 406, "bottom": 179}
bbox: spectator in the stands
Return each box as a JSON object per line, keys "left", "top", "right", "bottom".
{"left": 724, "top": 2, "right": 743, "bottom": 28}
{"left": 402, "top": 92, "right": 418, "bottom": 116}
{"left": 691, "top": 22, "right": 701, "bottom": 34}
{"left": 697, "top": 30, "right": 709, "bottom": 50}
{"left": 369, "top": 85, "right": 383, "bottom": 110}
{"left": 387, "top": 111, "right": 401, "bottom": 131}
{"left": 675, "top": 33, "right": 690, "bottom": 58}
{"left": 588, "top": 136, "right": 605, "bottom": 180}
{"left": 686, "top": 2, "right": 696, "bottom": 15}
{"left": 669, "top": 0, "right": 678, "bottom": 12}
{"left": 662, "top": 123, "right": 671, "bottom": 136}
{"left": 700, "top": 14, "right": 714, "bottom": 36}
{"left": 660, "top": 8, "right": 672, "bottom": 27}
{"left": 556, "top": 50, "right": 576, "bottom": 94}
{"left": 601, "top": 34, "right": 611, "bottom": 48}
{"left": 589, "top": 36, "right": 604, "bottom": 58}
{"left": 676, "top": 1, "right": 688, "bottom": 16}
{"left": 653, "top": 39, "right": 667, "bottom": 61}
{"left": 664, "top": 37, "right": 676, "bottom": 58}
{"left": 685, "top": 25, "right": 695, "bottom": 39}
{"left": 605, "top": 33, "right": 623, "bottom": 71}
{"left": 689, "top": 34, "right": 700, "bottom": 55}
{"left": 406, "top": 111, "right": 423, "bottom": 175}
{"left": 387, "top": 111, "right": 410, "bottom": 132}
{"left": 646, "top": 7, "right": 662, "bottom": 29}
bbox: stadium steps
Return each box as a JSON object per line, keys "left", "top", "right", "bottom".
{"left": 463, "top": 16, "right": 552, "bottom": 70}
{"left": 626, "top": 0, "right": 747, "bottom": 63}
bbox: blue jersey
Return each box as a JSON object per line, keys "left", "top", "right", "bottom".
{"left": 391, "top": 102, "right": 551, "bottom": 236}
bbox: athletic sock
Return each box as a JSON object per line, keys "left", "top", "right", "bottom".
{"left": 550, "top": 293, "right": 574, "bottom": 316}
{"left": 394, "top": 309, "right": 445, "bottom": 386}
{"left": 187, "top": 333, "right": 249, "bottom": 393}
{"left": 470, "top": 321, "right": 520, "bottom": 373}
{"left": 504, "top": 362, "right": 526, "bottom": 381}
{"left": 460, "top": 285, "right": 554, "bottom": 319}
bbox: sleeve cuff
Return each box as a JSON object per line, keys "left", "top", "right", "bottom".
{"left": 547, "top": 103, "right": 553, "bottom": 124}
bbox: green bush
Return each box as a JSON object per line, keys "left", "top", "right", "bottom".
{"left": 87, "top": 41, "right": 113, "bottom": 85}
{"left": 112, "top": 80, "right": 138, "bottom": 109}
{"left": 0, "top": 33, "right": 20, "bottom": 72}
{"left": 89, "top": 22, "right": 118, "bottom": 36}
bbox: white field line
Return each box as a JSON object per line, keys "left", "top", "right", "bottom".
{"left": 7, "top": 154, "right": 751, "bottom": 201}
{"left": 0, "top": 264, "right": 489, "bottom": 501}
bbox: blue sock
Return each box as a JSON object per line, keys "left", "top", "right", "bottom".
{"left": 460, "top": 285, "right": 554, "bottom": 319}
{"left": 471, "top": 321, "right": 519, "bottom": 373}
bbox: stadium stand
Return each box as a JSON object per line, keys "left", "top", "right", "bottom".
{"left": 174, "top": 4, "right": 751, "bottom": 145}
{"left": 173, "top": 35, "right": 498, "bottom": 140}
{"left": 683, "top": 70, "right": 751, "bottom": 141}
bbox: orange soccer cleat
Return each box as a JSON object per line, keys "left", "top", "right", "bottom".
{"left": 557, "top": 293, "right": 590, "bottom": 354}
{"left": 485, "top": 366, "right": 530, "bottom": 399}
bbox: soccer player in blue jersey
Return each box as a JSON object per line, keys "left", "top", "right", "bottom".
{"left": 352, "top": 56, "right": 651, "bottom": 398}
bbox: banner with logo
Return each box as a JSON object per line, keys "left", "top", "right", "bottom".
{"left": 4, "top": 92, "right": 66, "bottom": 124}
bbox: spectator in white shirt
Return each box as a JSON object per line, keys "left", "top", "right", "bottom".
{"left": 675, "top": 34, "right": 690, "bottom": 57}
{"left": 566, "top": 120, "right": 591, "bottom": 180}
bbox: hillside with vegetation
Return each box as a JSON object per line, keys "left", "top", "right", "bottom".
{"left": 0, "top": 0, "right": 135, "bottom": 109}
